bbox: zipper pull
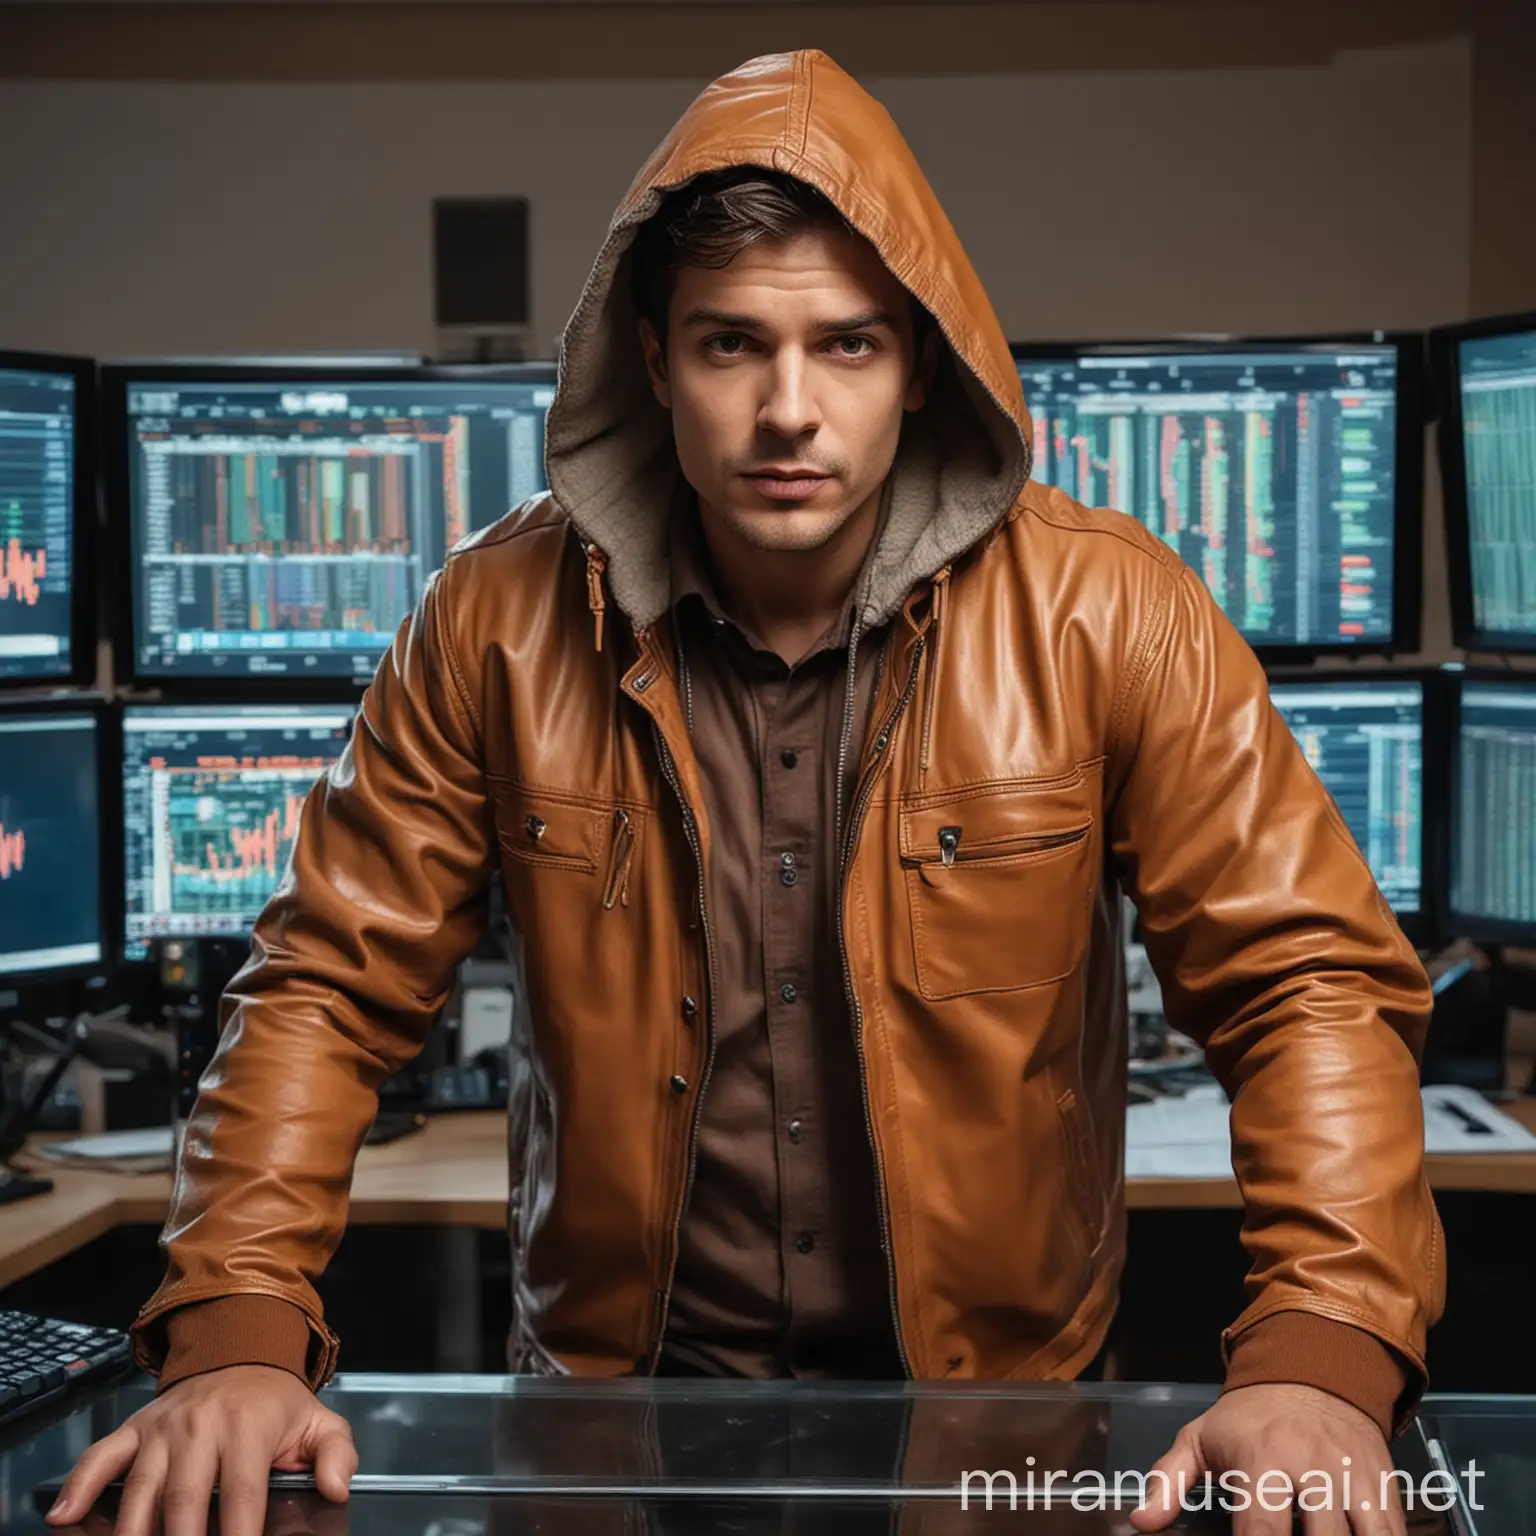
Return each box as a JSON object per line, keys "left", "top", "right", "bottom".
{"left": 938, "top": 825, "right": 961, "bottom": 868}
{"left": 602, "top": 808, "right": 634, "bottom": 911}
{"left": 585, "top": 544, "right": 608, "bottom": 654}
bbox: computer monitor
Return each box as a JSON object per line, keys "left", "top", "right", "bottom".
{"left": 1266, "top": 672, "right": 1430, "bottom": 940}
{"left": 1013, "top": 337, "right": 1423, "bottom": 659}
{"left": 1446, "top": 672, "right": 1536, "bottom": 942}
{"left": 121, "top": 702, "right": 355, "bottom": 960}
{"left": 0, "top": 707, "right": 105, "bottom": 981}
{"left": 1432, "top": 312, "right": 1536, "bottom": 652}
{"left": 105, "top": 363, "right": 556, "bottom": 685}
{"left": 0, "top": 350, "right": 95, "bottom": 688}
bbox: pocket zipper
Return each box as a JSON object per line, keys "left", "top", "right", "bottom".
{"left": 908, "top": 822, "right": 1089, "bottom": 870}
{"left": 602, "top": 808, "right": 635, "bottom": 910}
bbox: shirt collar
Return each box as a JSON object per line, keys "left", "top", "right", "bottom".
{"left": 666, "top": 486, "right": 890, "bottom": 662}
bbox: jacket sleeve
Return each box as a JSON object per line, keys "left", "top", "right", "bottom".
{"left": 130, "top": 556, "right": 497, "bottom": 1391}
{"left": 1105, "top": 561, "right": 1445, "bottom": 1440}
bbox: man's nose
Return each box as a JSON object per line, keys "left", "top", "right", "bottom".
{"left": 757, "top": 352, "right": 820, "bottom": 441}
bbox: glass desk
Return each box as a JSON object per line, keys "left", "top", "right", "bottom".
{"left": 2, "top": 1374, "right": 1527, "bottom": 1533}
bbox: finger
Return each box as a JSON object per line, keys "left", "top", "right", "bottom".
{"left": 213, "top": 1438, "right": 277, "bottom": 1536}
{"left": 1352, "top": 1460, "right": 1407, "bottom": 1536}
{"left": 160, "top": 1430, "right": 219, "bottom": 1536}
{"left": 1128, "top": 1430, "right": 1202, "bottom": 1532}
{"left": 1233, "top": 1500, "right": 1293, "bottom": 1536}
{"left": 266, "top": 1489, "right": 354, "bottom": 1536}
{"left": 114, "top": 1434, "right": 171, "bottom": 1536}
{"left": 310, "top": 1421, "right": 358, "bottom": 1503}
{"left": 46, "top": 1425, "right": 142, "bottom": 1526}
{"left": 77, "top": 1505, "right": 122, "bottom": 1536}
{"left": 1301, "top": 1495, "right": 1350, "bottom": 1536}
{"left": 312, "top": 1493, "right": 354, "bottom": 1536}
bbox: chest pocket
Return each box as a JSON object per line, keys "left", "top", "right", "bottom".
{"left": 898, "top": 774, "right": 1096, "bottom": 1001}
{"left": 489, "top": 778, "right": 641, "bottom": 911}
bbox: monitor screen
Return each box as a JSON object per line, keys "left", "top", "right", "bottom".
{"left": 1450, "top": 679, "right": 1536, "bottom": 934}
{"left": 1267, "top": 678, "right": 1423, "bottom": 918}
{"left": 0, "top": 360, "right": 83, "bottom": 684}
{"left": 116, "top": 368, "right": 555, "bottom": 681}
{"left": 122, "top": 703, "right": 355, "bottom": 958}
{"left": 1015, "top": 343, "right": 1408, "bottom": 652}
{"left": 1453, "top": 325, "right": 1536, "bottom": 641}
{"left": 0, "top": 711, "right": 103, "bottom": 978}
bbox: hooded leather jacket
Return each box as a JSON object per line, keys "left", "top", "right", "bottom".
{"left": 130, "top": 49, "right": 1444, "bottom": 1437}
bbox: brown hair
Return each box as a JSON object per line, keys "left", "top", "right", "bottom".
{"left": 629, "top": 166, "right": 931, "bottom": 343}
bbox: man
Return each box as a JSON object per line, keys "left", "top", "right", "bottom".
{"left": 50, "top": 49, "right": 1442, "bottom": 1536}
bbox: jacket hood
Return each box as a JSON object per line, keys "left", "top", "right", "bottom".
{"left": 546, "top": 48, "right": 1033, "bottom": 636}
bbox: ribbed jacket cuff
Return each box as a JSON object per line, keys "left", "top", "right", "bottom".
{"left": 156, "top": 1294, "right": 315, "bottom": 1394}
{"left": 1222, "top": 1311, "right": 1412, "bottom": 1439}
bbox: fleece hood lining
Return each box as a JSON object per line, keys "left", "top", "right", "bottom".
{"left": 543, "top": 52, "right": 1033, "bottom": 637}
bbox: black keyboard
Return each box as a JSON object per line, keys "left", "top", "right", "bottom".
{"left": 0, "top": 1310, "right": 134, "bottom": 1430}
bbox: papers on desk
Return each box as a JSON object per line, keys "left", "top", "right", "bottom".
{"left": 1125, "top": 1082, "right": 1536, "bottom": 1179}
{"left": 1125, "top": 1082, "right": 1233, "bottom": 1178}
{"left": 32, "top": 1125, "right": 175, "bottom": 1173}
{"left": 1420, "top": 1084, "right": 1536, "bottom": 1153}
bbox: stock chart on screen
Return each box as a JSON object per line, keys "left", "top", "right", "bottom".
{"left": 1452, "top": 681, "right": 1536, "bottom": 930}
{"left": 120, "top": 371, "right": 554, "bottom": 680}
{"left": 0, "top": 365, "right": 78, "bottom": 682}
{"left": 122, "top": 704, "right": 355, "bottom": 958}
{"left": 1267, "top": 680, "right": 1423, "bottom": 916}
{"left": 1455, "top": 327, "right": 1536, "bottom": 639}
{"left": 0, "top": 712, "right": 102, "bottom": 977}
{"left": 1016, "top": 346, "right": 1402, "bottom": 650}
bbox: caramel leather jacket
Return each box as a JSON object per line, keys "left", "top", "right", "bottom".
{"left": 130, "top": 50, "right": 1444, "bottom": 1435}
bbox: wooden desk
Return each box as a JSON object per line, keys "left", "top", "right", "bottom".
{"left": 1, "top": 1111, "right": 511, "bottom": 1292}
{"left": 5, "top": 1101, "right": 1536, "bottom": 1290}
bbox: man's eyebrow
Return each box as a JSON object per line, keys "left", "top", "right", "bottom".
{"left": 677, "top": 307, "right": 765, "bottom": 330}
{"left": 675, "top": 307, "right": 902, "bottom": 333}
{"left": 815, "top": 310, "right": 901, "bottom": 334}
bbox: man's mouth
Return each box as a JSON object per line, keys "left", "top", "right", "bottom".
{"left": 741, "top": 468, "right": 831, "bottom": 502}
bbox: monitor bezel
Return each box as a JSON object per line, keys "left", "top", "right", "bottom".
{"left": 1429, "top": 309, "right": 1536, "bottom": 654}
{"left": 117, "top": 693, "right": 361, "bottom": 961}
{"left": 1440, "top": 663, "right": 1536, "bottom": 944}
{"left": 0, "top": 693, "right": 120, "bottom": 992}
{"left": 101, "top": 359, "right": 559, "bottom": 697}
{"left": 0, "top": 349, "right": 99, "bottom": 694}
{"left": 1009, "top": 332, "right": 1426, "bottom": 663}
{"left": 1260, "top": 662, "right": 1442, "bottom": 948}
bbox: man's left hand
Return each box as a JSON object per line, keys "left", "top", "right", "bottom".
{"left": 1129, "top": 1382, "right": 1404, "bottom": 1535}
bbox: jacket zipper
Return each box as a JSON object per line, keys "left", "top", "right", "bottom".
{"left": 904, "top": 823, "right": 1089, "bottom": 873}
{"left": 646, "top": 715, "right": 719, "bottom": 1370}
{"left": 836, "top": 633, "right": 927, "bottom": 1378}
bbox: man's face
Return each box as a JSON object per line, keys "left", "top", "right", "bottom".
{"left": 638, "top": 224, "right": 934, "bottom": 554}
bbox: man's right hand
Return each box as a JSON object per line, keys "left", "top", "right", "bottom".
{"left": 44, "top": 1363, "right": 357, "bottom": 1536}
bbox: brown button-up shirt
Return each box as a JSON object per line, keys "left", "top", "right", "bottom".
{"left": 656, "top": 499, "right": 905, "bottom": 1379}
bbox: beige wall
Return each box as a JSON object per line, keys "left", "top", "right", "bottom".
{"left": 0, "top": 44, "right": 1474, "bottom": 358}
{"left": 1, "top": 1, "right": 1531, "bottom": 663}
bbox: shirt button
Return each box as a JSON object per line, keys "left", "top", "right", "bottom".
{"left": 780, "top": 748, "right": 798, "bottom": 769}
{"left": 780, "top": 983, "right": 798, "bottom": 1004}
{"left": 781, "top": 867, "right": 798, "bottom": 887}
{"left": 680, "top": 995, "right": 698, "bottom": 1021}
{"left": 796, "top": 1232, "right": 815, "bottom": 1254}
{"left": 669, "top": 1074, "right": 688, "bottom": 1094}
{"left": 787, "top": 1118, "right": 803, "bottom": 1143}
{"left": 780, "top": 851, "right": 796, "bottom": 868}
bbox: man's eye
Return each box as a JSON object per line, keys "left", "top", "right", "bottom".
{"left": 705, "top": 334, "right": 749, "bottom": 356}
{"left": 830, "top": 335, "right": 876, "bottom": 357}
